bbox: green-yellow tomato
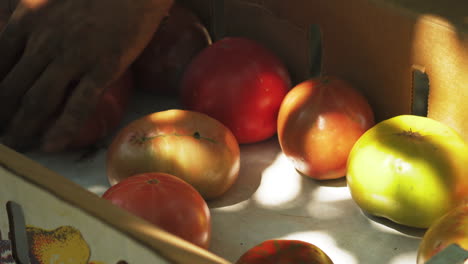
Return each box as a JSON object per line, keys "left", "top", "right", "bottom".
{"left": 347, "top": 115, "right": 468, "bottom": 228}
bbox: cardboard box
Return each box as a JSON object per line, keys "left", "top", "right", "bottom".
{"left": 1, "top": 0, "right": 467, "bottom": 263}
{"left": 182, "top": 0, "right": 468, "bottom": 140}
{"left": 0, "top": 143, "right": 230, "bottom": 264}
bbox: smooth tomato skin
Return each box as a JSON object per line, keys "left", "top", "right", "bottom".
{"left": 347, "top": 115, "right": 468, "bottom": 228}
{"left": 417, "top": 202, "right": 468, "bottom": 264}
{"left": 70, "top": 71, "right": 134, "bottom": 148}
{"left": 236, "top": 239, "right": 334, "bottom": 264}
{"left": 277, "top": 77, "right": 374, "bottom": 180}
{"left": 132, "top": 2, "right": 211, "bottom": 95}
{"left": 180, "top": 37, "right": 291, "bottom": 144}
{"left": 106, "top": 109, "right": 240, "bottom": 200}
{"left": 102, "top": 172, "right": 211, "bottom": 249}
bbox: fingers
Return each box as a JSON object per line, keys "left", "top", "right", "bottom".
{"left": 2, "top": 58, "right": 78, "bottom": 150}
{"left": 0, "top": 1, "right": 12, "bottom": 27}
{"left": 0, "top": 46, "right": 52, "bottom": 129}
{"left": 0, "top": 1, "right": 31, "bottom": 78}
{"left": 0, "top": 18, "right": 26, "bottom": 80}
{"left": 8, "top": 0, "right": 20, "bottom": 12}
{"left": 41, "top": 73, "right": 110, "bottom": 152}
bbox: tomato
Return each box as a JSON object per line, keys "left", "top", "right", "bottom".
{"left": 180, "top": 37, "right": 292, "bottom": 144}
{"left": 102, "top": 172, "right": 211, "bottom": 249}
{"left": 236, "top": 239, "right": 334, "bottom": 264}
{"left": 69, "top": 71, "right": 134, "bottom": 148}
{"left": 132, "top": 2, "right": 212, "bottom": 95}
{"left": 106, "top": 109, "right": 240, "bottom": 200}
{"left": 347, "top": 115, "right": 468, "bottom": 228}
{"left": 277, "top": 76, "right": 374, "bottom": 180}
{"left": 417, "top": 202, "right": 468, "bottom": 264}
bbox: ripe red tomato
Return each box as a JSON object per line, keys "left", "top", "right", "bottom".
{"left": 236, "top": 239, "right": 334, "bottom": 264}
{"left": 277, "top": 76, "right": 374, "bottom": 180}
{"left": 102, "top": 172, "right": 211, "bottom": 249}
{"left": 106, "top": 109, "right": 240, "bottom": 200}
{"left": 180, "top": 37, "right": 292, "bottom": 144}
{"left": 132, "top": 2, "right": 212, "bottom": 95}
{"left": 70, "top": 71, "right": 134, "bottom": 148}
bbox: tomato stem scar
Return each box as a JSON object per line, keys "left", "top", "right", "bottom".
{"left": 192, "top": 131, "right": 217, "bottom": 143}
{"left": 396, "top": 128, "right": 423, "bottom": 139}
{"left": 130, "top": 131, "right": 217, "bottom": 144}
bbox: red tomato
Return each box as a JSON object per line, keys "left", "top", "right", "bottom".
{"left": 102, "top": 172, "right": 211, "bottom": 249}
{"left": 236, "top": 239, "right": 334, "bottom": 264}
{"left": 70, "top": 71, "right": 134, "bottom": 148}
{"left": 277, "top": 76, "right": 374, "bottom": 180}
{"left": 106, "top": 109, "right": 240, "bottom": 200}
{"left": 132, "top": 2, "right": 212, "bottom": 95}
{"left": 180, "top": 37, "right": 292, "bottom": 144}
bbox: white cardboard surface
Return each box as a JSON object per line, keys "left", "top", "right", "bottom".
{"left": 25, "top": 90, "right": 425, "bottom": 264}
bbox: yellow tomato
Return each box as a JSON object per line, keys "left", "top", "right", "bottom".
{"left": 347, "top": 115, "right": 468, "bottom": 228}
{"left": 106, "top": 109, "right": 240, "bottom": 200}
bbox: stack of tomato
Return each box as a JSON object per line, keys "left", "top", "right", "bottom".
{"left": 60, "top": 2, "right": 468, "bottom": 263}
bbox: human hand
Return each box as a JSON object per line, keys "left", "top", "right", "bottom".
{"left": 0, "top": 0, "right": 173, "bottom": 152}
{"left": 0, "top": 0, "right": 14, "bottom": 29}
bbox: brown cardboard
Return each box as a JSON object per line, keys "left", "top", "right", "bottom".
{"left": 0, "top": 144, "right": 229, "bottom": 264}
{"left": 181, "top": 0, "right": 468, "bottom": 141}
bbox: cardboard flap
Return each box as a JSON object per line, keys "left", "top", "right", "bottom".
{"left": 371, "top": 0, "right": 468, "bottom": 31}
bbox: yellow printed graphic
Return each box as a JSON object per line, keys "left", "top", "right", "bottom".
{"left": 26, "top": 225, "right": 104, "bottom": 264}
